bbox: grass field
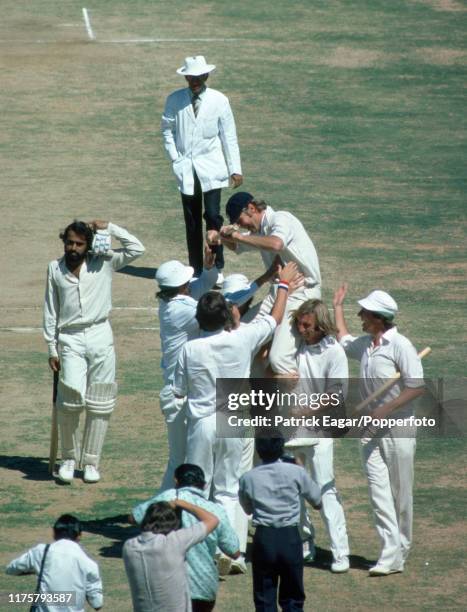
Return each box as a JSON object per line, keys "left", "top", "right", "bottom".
{"left": 0, "top": 1, "right": 466, "bottom": 610}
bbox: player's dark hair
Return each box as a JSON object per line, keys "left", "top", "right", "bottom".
{"left": 156, "top": 285, "right": 186, "bottom": 302}
{"left": 256, "top": 434, "right": 285, "bottom": 463}
{"left": 196, "top": 291, "right": 230, "bottom": 331}
{"left": 141, "top": 502, "right": 181, "bottom": 535}
{"left": 60, "top": 221, "right": 94, "bottom": 251}
{"left": 372, "top": 312, "right": 395, "bottom": 330}
{"left": 175, "top": 463, "right": 206, "bottom": 490}
{"left": 53, "top": 514, "right": 82, "bottom": 541}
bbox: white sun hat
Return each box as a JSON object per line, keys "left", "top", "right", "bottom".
{"left": 176, "top": 55, "right": 216, "bottom": 76}
{"left": 222, "top": 273, "right": 256, "bottom": 306}
{"left": 155, "top": 260, "right": 194, "bottom": 288}
{"left": 358, "top": 290, "right": 398, "bottom": 319}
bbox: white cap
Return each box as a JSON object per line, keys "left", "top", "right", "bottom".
{"left": 358, "top": 290, "right": 398, "bottom": 319}
{"left": 155, "top": 260, "right": 194, "bottom": 288}
{"left": 176, "top": 56, "right": 216, "bottom": 76}
{"left": 222, "top": 273, "right": 256, "bottom": 306}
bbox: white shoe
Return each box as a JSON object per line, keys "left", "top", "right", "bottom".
{"left": 217, "top": 554, "right": 232, "bottom": 576}
{"left": 369, "top": 564, "right": 403, "bottom": 576}
{"left": 331, "top": 557, "right": 350, "bottom": 573}
{"left": 230, "top": 556, "right": 247, "bottom": 575}
{"left": 215, "top": 272, "right": 224, "bottom": 288}
{"left": 58, "top": 459, "right": 75, "bottom": 483}
{"left": 83, "top": 465, "right": 101, "bottom": 483}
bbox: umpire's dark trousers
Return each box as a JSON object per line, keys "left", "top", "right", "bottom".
{"left": 180, "top": 172, "right": 224, "bottom": 276}
{"left": 252, "top": 525, "right": 305, "bottom": 612}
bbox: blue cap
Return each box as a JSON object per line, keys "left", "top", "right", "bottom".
{"left": 225, "top": 192, "right": 254, "bottom": 223}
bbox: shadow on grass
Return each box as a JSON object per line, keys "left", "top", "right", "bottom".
{"left": 244, "top": 542, "right": 374, "bottom": 572}
{"left": 117, "top": 265, "right": 157, "bottom": 279}
{"left": 81, "top": 514, "right": 139, "bottom": 559}
{"left": 0, "top": 455, "right": 51, "bottom": 481}
{"left": 308, "top": 546, "right": 375, "bottom": 572}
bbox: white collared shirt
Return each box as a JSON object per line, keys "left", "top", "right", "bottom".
{"left": 6, "top": 539, "right": 103, "bottom": 612}
{"left": 238, "top": 206, "right": 321, "bottom": 288}
{"left": 159, "top": 267, "right": 218, "bottom": 385}
{"left": 172, "top": 315, "right": 276, "bottom": 419}
{"left": 43, "top": 223, "right": 145, "bottom": 357}
{"left": 296, "top": 335, "right": 349, "bottom": 397}
{"left": 340, "top": 327, "right": 424, "bottom": 414}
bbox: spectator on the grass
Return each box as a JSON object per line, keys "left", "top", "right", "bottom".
{"left": 6, "top": 514, "right": 103, "bottom": 612}
{"left": 124, "top": 498, "right": 219, "bottom": 612}
{"left": 131, "top": 464, "right": 241, "bottom": 610}
{"left": 239, "top": 435, "right": 321, "bottom": 611}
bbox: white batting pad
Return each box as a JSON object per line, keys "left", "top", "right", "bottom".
{"left": 85, "top": 382, "right": 118, "bottom": 414}
{"left": 57, "top": 380, "right": 84, "bottom": 410}
{"left": 57, "top": 409, "right": 81, "bottom": 461}
{"left": 81, "top": 413, "right": 110, "bottom": 468}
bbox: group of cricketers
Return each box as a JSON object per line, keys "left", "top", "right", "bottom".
{"left": 7, "top": 55, "right": 426, "bottom": 611}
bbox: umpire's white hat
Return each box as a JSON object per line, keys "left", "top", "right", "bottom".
{"left": 358, "top": 290, "right": 398, "bottom": 319}
{"left": 155, "top": 260, "right": 194, "bottom": 288}
{"left": 177, "top": 56, "right": 216, "bottom": 76}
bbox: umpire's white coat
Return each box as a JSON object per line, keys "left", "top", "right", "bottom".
{"left": 161, "top": 87, "right": 242, "bottom": 195}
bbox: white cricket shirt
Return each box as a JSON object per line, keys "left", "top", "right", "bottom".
{"left": 6, "top": 539, "right": 103, "bottom": 612}
{"left": 340, "top": 327, "right": 424, "bottom": 415}
{"left": 159, "top": 267, "right": 218, "bottom": 385}
{"left": 43, "top": 223, "right": 145, "bottom": 357}
{"left": 173, "top": 315, "right": 276, "bottom": 420}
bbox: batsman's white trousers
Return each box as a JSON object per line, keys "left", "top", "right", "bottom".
{"left": 58, "top": 321, "right": 115, "bottom": 394}
{"left": 259, "top": 285, "right": 321, "bottom": 374}
{"left": 361, "top": 428, "right": 416, "bottom": 569}
{"left": 294, "top": 439, "right": 349, "bottom": 562}
{"left": 158, "top": 385, "right": 187, "bottom": 493}
{"left": 234, "top": 438, "right": 255, "bottom": 553}
{"left": 57, "top": 321, "right": 115, "bottom": 463}
{"left": 186, "top": 413, "right": 244, "bottom": 533}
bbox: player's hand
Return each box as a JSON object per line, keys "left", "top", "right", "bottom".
{"left": 333, "top": 283, "right": 348, "bottom": 307}
{"left": 289, "top": 273, "right": 305, "bottom": 294}
{"left": 203, "top": 244, "right": 216, "bottom": 269}
{"left": 206, "top": 230, "right": 221, "bottom": 246}
{"left": 230, "top": 174, "right": 243, "bottom": 188}
{"left": 89, "top": 220, "right": 109, "bottom": 231}
{"left": 220, "top": 224, "right": 238, "bottom": 238}
{"left": 278, "top": 261, "right": 300, "bottom": 286}
{"left": 48, "top": 357, "right": 60, "bottom": 372}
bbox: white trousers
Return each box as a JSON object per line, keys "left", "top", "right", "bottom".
{"left": 294, "top": 439, "right": 349, "bottom": 562}
{"left": 259, "top": 285, "right": 321, "bottom": 374}
{"left": 158, "top": 385, "right": 187, "bottom": 493}
{"left": 57, "top": 321, "right": 115, "bottom": 462}
{"left": 234, "top": 438, "right": 255, "bottom": 553}
{"left": 186, "top": 413, "right": 244, "bottom": 533}
{"left": 361, "top": 429, "right": 416, "bottom": 569}
{"left": 58, "top": 321, "right": 115, "bottom": 394}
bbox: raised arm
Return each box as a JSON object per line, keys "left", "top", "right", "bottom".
{"left": 332, "top": 283, "right": 351, "bottom": 340}
{"left": 88, "top": 220, "right": 145, "bottom": 270}
{"left": 270, "top": 262, "right": 302, "bottom": 325}
{"left": 170, "top": 498, "right": 219, "bottom": 535}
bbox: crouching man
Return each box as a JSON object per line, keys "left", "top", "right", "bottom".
{"left": 43, "top": 220, "right": 145, "bottom": 483}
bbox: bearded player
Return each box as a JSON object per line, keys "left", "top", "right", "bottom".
{"left": 43, "top": 220, "right": 145, "bottom": 483}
